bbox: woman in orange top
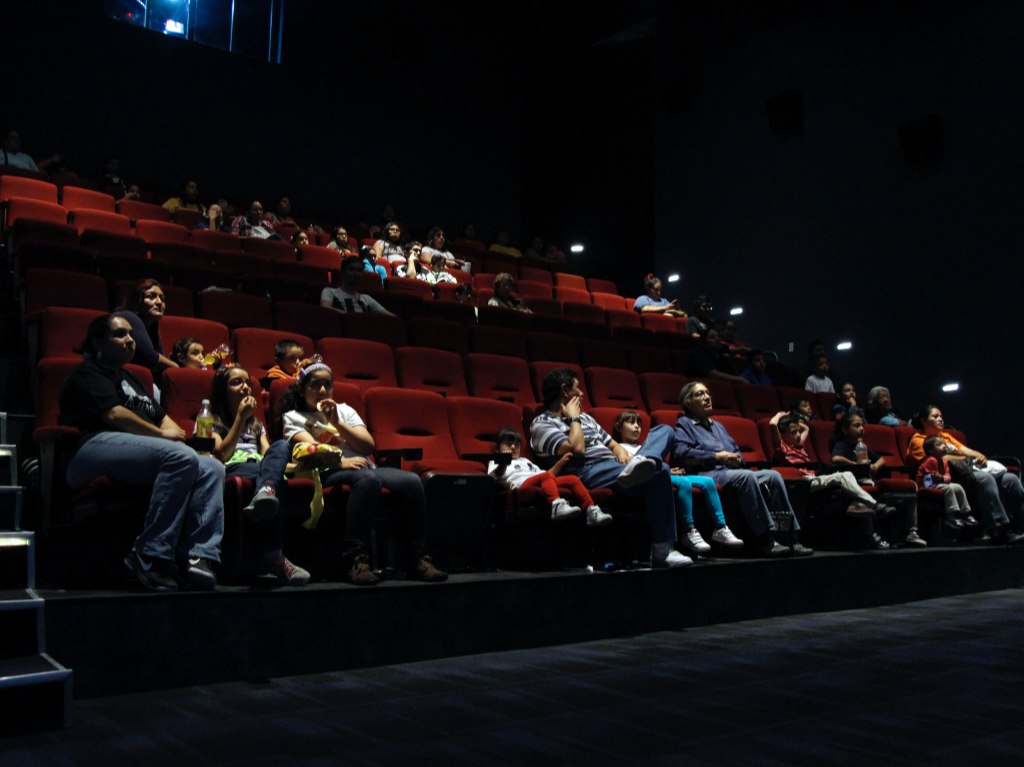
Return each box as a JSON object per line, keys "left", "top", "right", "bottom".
{"left": 907, "top": 405, "right": 1024, "bottom": 544}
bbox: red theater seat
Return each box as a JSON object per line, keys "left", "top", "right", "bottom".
{"left": 317, "top": 338, "right": 397, "bottom": 391}
{"left": 465, "top": 353, "right": 535, "bottom": 406}
{"left": 395, "top": 347, "right": 468, "bottom": 398}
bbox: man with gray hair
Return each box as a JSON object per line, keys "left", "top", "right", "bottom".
{"left": 672, "top": 381, "right": 813, "bottom": 558}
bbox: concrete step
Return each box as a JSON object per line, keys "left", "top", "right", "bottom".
{"left": 0, "top": 529, "right": 34, "bottom": 590}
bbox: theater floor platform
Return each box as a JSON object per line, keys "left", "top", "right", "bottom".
{"left": 37, "top": 543, "right": 1024, "bottom": 700}
{"left": 5, "top": 587, "right": 1022, "bottom": 765}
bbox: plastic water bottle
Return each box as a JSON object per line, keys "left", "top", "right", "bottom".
{"left": 854, "top": 439, "right": 869, "bottom": 464}
{"left": 195, "top": 399, "right": 215, "bottom": 441}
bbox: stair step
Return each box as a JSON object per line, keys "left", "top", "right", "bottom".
{"left": 0, "top": 530, "right": 33, "bottom": 590}
{"left": 0, "top": 653, "right": 72, "bottom": 734}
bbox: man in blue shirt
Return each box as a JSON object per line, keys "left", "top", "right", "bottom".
{"left": 672, "top": 381, "right": 813, "bottom": 558}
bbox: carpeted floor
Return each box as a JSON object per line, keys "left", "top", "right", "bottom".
{"left": 3, "top": 589, "right": 1022, "bottom": 765}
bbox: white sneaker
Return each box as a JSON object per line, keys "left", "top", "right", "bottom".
{"left": 651, "top": 543, "right": 693, "bottom": 568}
{"left": 550, "top": 497, "right": 582, "bottom": 521}
{"left": 586, "top": 505, "right": 613, "bottom": 527}
{"left": 617, "top": 455, "right": 658, "bottom": 488}
{"left": 682, "top": 528, "right": 711, "bottom": 556}
{"left": 711, "top": 526, "right": 744, "bottom": 548}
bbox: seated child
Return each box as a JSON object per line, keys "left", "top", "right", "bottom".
{"left": 916, "top": 435, "right": 979, "bottom": 530}
{"left": 171, "top": 337, "right": 205, "bottom": 369}
{"left": 789, "top": 397, "right": 816, "bottom": 422}
{"left": 266, "top": 339, "right": 316, "bottom": 381}
{"left": 614, "top": 411, "right": 743, "bottom": 556}
{"left": 740, "top": 350, "right": 773, "bottom": 386}
{"left": 769, "top": 412, "right": 928, "bottom": 548}
{"left": 488, "top": 428, "right": 612, "bottom": 526}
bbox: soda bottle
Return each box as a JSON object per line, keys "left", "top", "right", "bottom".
{"left": 195, "top": 399, "right": 215, "bottom": 444}
{"left": 854, "top": 439, "right": 869, "bottom": 464}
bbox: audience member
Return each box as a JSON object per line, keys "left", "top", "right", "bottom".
{"left": 292, "top": 231, "right": 310, "bottom": 247}
{"left": 916, "top": 435, "right": 979, "bottom": 531}
{"left": 488, "top": 272, "right": 532, "bottom": 313}
{"left": 358, "top": 245, "right": 388, "bottom": 284}
{"left": 488, "top": 228, "right": 522, "bottom": 258}
{"left": 264, "top": 196, "right": 297, "bottom": 228}
{"left": 719, "top": 319, "right": 752, "bottom": 352}
{"left": 321, "top": 256, "right": 395, "bottom": 315}
{"left": 488, "top": 428, "right": 612, "bottom": 526}
{"left": 195, "top": 203, "right": 231, "bottom": 232}
{"left": 831, "top": 382, "right": 864, "bottom": 420}
{"left": 529, "top": 368, "right": 692, "bottom": 567}
{"left": 907, "top": 405, "right": 1024, "bottom": 544}
{"left": 97, "top": 155, "right": 128, "bottom": 200}
{"left": 789, "top": 397, "right": 816, "bottom": 422}
{"left": 633, "top": 275, "right": 686, "bottom": 317}
{"left": 207, "top": 364, "right": 309, "bottom": 584}
{"left": 372, "top": 221, "right": 406, "bottom": 267}
{"left": 454, "top": 223, "right": 486, "bottom": 250}
{"left": 162, "top": 180, "right": 206, "bottom": 214}
{"left": 113, "top": 278, "right": 178, "bottom": 377}
{"left": 805, "top": 354, "right": 835, "bottom": 393}
{"left": 523, "top": 236, "right": 545, "bottom": 260}
{"left": 422, "top": 227, "right": 467, "bottom": 271}
{"left": 541, "top": 243, "right": 567, "bottom": 263}
{"left": 326, "top": 225, "right": 357, "bottom": 255}
{"left": 59, "top": 314, "right": 224, "bottom": 591}
{"left": 865, "top": 386, "right": 906, "bottom": 426}
{"left": 687, "top": 327, "right": 748, "bottom": 384}
{"left": 740, "top": 350, "right": 773, "bottom": 386}
{"left": 231, "top": 200, "right": 277, "bottom": 239}
{"left": 1, "top": 128, "right": 61, "bottom": 173}
{"left": 171, "top": 337, "right": 205, "bottom": 370}
{"left": 830, "top": 412, "right": 923, "bottom": 548}
{"left": 614, "top": 410, "right": 743, "bottom": 556}
{"left": 281, "top": 362, "right": 448, "bottom": 584}
{"left": 266, "top": 339, "right": 315, "bottom": 381}
{"left": 684, "top": 295, "right": 713, "bottom": 338}
{"left": 409, "top": 250, "right": 458, "bottom": 286}
{"left": 672, "top": 381, "right": 813, "bottom": 557}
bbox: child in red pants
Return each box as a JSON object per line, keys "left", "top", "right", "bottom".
{"left": 488, "top": 429, "right": 612, "bottom": 526}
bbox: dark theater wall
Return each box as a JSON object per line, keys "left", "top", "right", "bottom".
{"left": 656, "top": 1, "right": 1024, "bottom": 452}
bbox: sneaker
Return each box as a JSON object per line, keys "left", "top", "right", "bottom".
{"left": 651, "top": 543, "right": 693, "bottom": 568}
{"left": 586, "top": 505, "right": 613, "bottom": 527}
{"left": 244, "top": 485, "right": 280, "bottom": 521}
{"left": 752, "top": 532, "right": 788, "bottom": 558}
{"left": 865, "top": 533, "right": 891, "bottom": 551}
{"left": 904, "top": 530, "right": 928, "bottom": 548}
{"left": 550, "top": 497, "right": 582, "bottom": 521}
{"left": 711, "top": 526, "right": 744, "bottom": 548}
{"left": 944, "top": 514, "right": 965, "bottom": 530}
{"left": 181, "top": 557, "right": 217, "bottom": 590}
{"left": 682, "top": 528, "right": 711, "bottom": 556}
{"left": 873, "top": 503, "right": 897, "bottom": 518}
{"left": 263, "top": 555, "right": 310, "bottom": 585}
{"left": 617, "top": 455, "right": 658, "bottom": 488}
{"left": 124, "top": 550, "right": 178, "bottom": 592}
{"left": 846, "top": 502, "right": 876, "bottom": 517}
{"left": 408, "top": 555, "right": 448, "bottom": 582}
{"left": 788, "top": 542, "right": 814, "bottom": 557}
{"left": 962, "top": 514, "right": 979, "bottom": 527}
{"left": 349, "top": 553, "right": 379, "bottom": 585}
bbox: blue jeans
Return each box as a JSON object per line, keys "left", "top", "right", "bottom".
{"left": 323, "top": 466, "right": 426, "bottom": 551}
{"left": 67, "top": 431, "right": 225, "bottom": 563}
{"left": 703, "top": 467, "right": 797, "bottom": 537}
{"left": 576, "top": 425, "right": 678, "bottom": 545}
{"left": 225, "top": 439, "right": 291, "bottom": 552}
{"left": 971, "top": 468, "right": 1019, "bottom": 530}
{"left": 671, "top": 474, "right": 727, "bottom": 529}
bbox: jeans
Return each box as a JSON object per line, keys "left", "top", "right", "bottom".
{"left": 67, "top": 431, "right": 224, "bottom": 562}
{"left": 225, "top": 439, "right": 291, "bottom": 553}
{"left": 323, "top": 466, "right": 426, "bottom": 552}
{"left": 971, "top": 468, "right": 1022, "bottom": 530}
{"left": 576, "top": 425, "right": 678, "bottom": 545}
{"left": 703, "top": 467, "right": 797, "bottom": 537}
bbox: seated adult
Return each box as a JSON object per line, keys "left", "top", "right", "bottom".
{"left": 831, "top": 382, "right": 865, "bottom": 420}
{"left": 487, "top": 272, "right": 532, "bottom": 313}
{"left": 162, "top": 180, "right": 206, "bottom": 214}
{"left": 231, "top": 200, "right": 277, "bottom": 239}
{"left": 719, "top": 319, "right": 753, "bottom": 352}
{"left": 195, "top": 203, "right": 231, "bottom": 232}
{"left": 687, "top": 327, "right": 748, "bottom": 384}
{"left": 372, "top": 221, "right": 406, "bottom": 267}
{"left": 281, "top": 362, "right": 447, "bottom": 584}
{"left": 684, "top": 295, "right": 713, "bottom": 338}
{"left": 740, "top": 350, "right": 773, "bottom": 386}
{"left": 1, "top": 128, "right": 61, "bottom": 174}
{"left": 865, "top": 386, "right": 906, "bottom": 426}
{"left": 264, "top": 196, "right": 297, "bottom": 229}
{"left": 488, "top": 228, "right": 522, "bottom": 258}
{"left": 831, "top": 412, "right": 924, "bottom": 548}
{"left": 321, "top": 255, "right": 395, "bottom": 316}
{"left": 422, "top": 227, "right": 467, "bottom": 271}
{"left": 113, "top": 278, "right": 178, "bottom": 377}
{"left": 59, "top": 314, "right": 224, "bottom": 591}
{"left": 326, "top": 225, "right": 357, "bottom": 255}
{"left": 672, "top": 381, "right": 813, "bottom": 557}
{"left": 907, "top": 405, "right": 1024, "bottom": 544}
{"left": 529, "top": 368, "right": 691, "bottom": 567}
{"left": 633, "top": 274, "right": 686, "bottom": 317}
{"left": 454, "top": 223, "right": 486, "bottom": 250}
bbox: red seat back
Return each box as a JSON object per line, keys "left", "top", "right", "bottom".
{"left": 316, "top": 338, "right": 397, "bottom": 391}
{"left": 585, "top": 366, "right": 644, "bottom": 409}
{"left": 395, "top": 347, "right": 469, "bottom": 398}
